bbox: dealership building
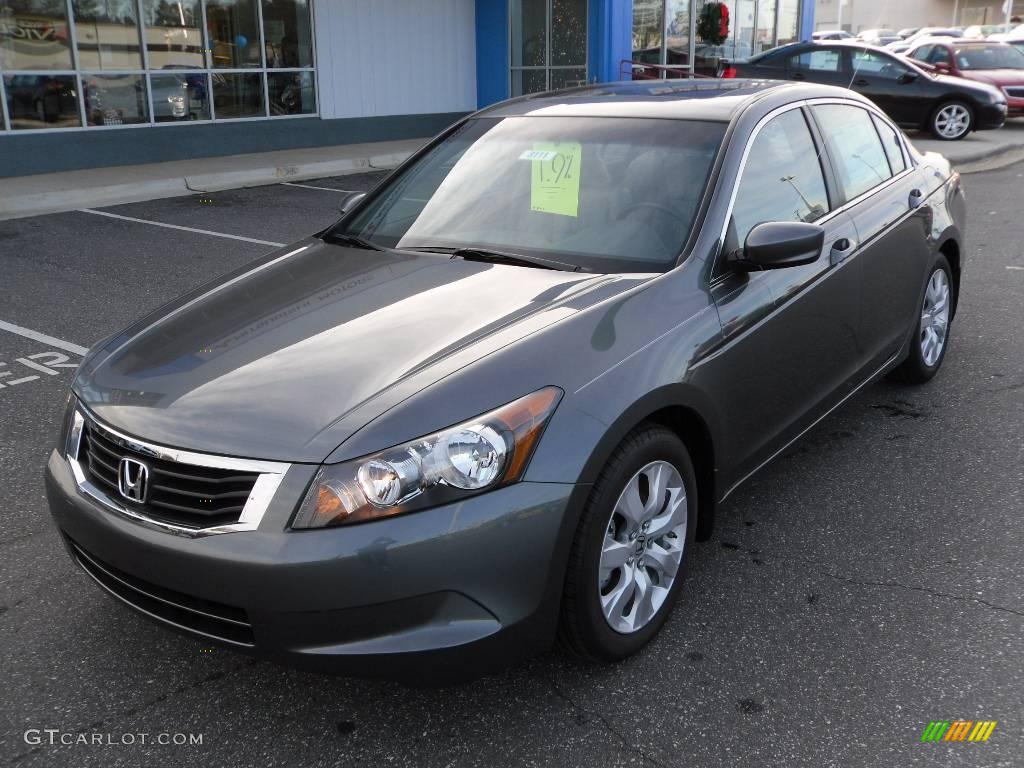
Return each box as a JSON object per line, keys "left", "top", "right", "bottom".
{"left": 0, "top": 0, "right": 813, "bottom": 177}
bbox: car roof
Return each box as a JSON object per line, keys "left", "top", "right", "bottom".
{"left": 474, "top": 79, "right": 871, "bottom": 122}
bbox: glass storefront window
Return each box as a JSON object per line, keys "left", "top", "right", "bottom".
{"left": 1, "top": 0, "right": 315, "bottom": 129}
{"left": 268, "top": 69, "right": 313, "bottom": 114}
{"left": 262, "top": 0, "right": 312, "bottom": 68}
{"left": 150, "top": 71, "right": 210, "bottom": 121}
{"left": 141, "top": 0, "right": 206, "bottom": 69}
{"left": 3, "top": 72, "right": 79, "bottom": 128}
{"left": 665, "top": 0, "right": 689, "bottom": 66}
{"left": 632, "top": 0, "right": 663, "bottom": 64}
{"left": 72, "top": 0, "right": 143, "bottom": 70}
{"left": 0, "top": 0, "right": 75, "bottom": 70}
{"left": 754, "top": 0, "right": 776, "bottom": 55}
{"left": 206, "top": 0, "right": 261, "bottom": 68}
{"left": 83, "top": 73, "right": 147, "bottom": 125}
{"left": 642, "top": 0, "right": 800, "bottom": 76}
{"left": 212, "top": 70, "right": 261, "bottom": 117}
{"left": 511, "top": 0, "right": 546, "bottom": 68}
{"left": 777, "top": 0, "right": 799, "bottom": 46}
{"left": 551, "top": 0, "right": 585, "bottom": 66}
{"left": 511, "top": 0, "right": 587, "bottom": 96}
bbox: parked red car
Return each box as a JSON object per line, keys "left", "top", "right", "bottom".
{"left": 907, "top": 40, "right": 1024, "bottom": 116}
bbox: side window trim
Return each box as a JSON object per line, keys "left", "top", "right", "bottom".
{"left": 801, "top": 104, "right": 843, "bottom": 210}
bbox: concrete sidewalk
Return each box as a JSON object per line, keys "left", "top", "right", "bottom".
{"left": 0, "top": 138, "right": 426, "bottom": 221}
{"left": 910, "top": 118, "right": 1024, "bottom": 170}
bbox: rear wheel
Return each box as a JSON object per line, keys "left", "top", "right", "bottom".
{"left": 559, "top": 425, "right": 697, "bottom": 661}
{"left": 931, "top": 101, "right": 973, "bottom": 140}
{"left": 890, "top": 256, "right": 953, "bottom": 384}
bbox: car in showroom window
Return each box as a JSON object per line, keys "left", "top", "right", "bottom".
{"left": 46, "top": 80, "right": 967, "bottom": 681}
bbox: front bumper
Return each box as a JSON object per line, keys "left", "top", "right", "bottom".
{"left": 976, "top": 101, "right": 1009, "bottom": 130}
{"left": 46, "top": 450, "right": 576, "bottom": 682}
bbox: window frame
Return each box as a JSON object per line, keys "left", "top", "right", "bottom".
{"left": 712, "top": 98, "right": 916, "bottom": 281}
{"left": 509, "top": 0, "right": 590, "bottom": 97}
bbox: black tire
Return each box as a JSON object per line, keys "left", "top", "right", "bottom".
{"left": 889, "top": 255, "right": 953, "bottom": 384}
{"left": 930, "top": 100, "right": 973, "bottom": 141}
{"left": 559, "top": 424, "right": 697, "bottom": 662}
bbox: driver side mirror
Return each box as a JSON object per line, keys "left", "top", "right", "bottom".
{"left": 899, "top": 70, "right": 921, "bottom": 83}
{"left": 931, "top": 63, "right": 950, "bottom": 74}
{"left": 338, "top": 191, "right": 366, "bottom": 216}
{"left": 729, "top": 221, "right": 825, "bottom": 271}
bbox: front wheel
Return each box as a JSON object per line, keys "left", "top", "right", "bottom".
{"left": 559, "top": 425, "right": 697, "bottom": 662}
{"left": 931, "top": 101, "right": 973, "bottom": 140}
{"left": 890, "top": 256, "right": 953, "bottom": 384}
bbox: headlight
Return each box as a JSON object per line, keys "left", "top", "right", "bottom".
{"left": 291, "top": 387, "right": 562, "bottom": 529}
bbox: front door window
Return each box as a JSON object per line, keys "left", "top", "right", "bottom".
{"left": 511, "top": 0, "right": 588, "bottom": 96}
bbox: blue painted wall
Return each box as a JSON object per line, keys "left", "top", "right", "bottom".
{"left": 589, "top": 0, "right": 633, "bottom": 84}
{"left": 800, "top": 0, "right": 816, "bottom": 41}
{"left": 476, "top": 0, "right": 510, "bottom": 107}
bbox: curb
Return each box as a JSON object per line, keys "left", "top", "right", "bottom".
{"left": 0, "top": 151, "right": 414, "bottom": 221}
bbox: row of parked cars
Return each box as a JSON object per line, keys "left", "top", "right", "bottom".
{"left": 724, "top": 25, "right": 1024, "bottom": 140}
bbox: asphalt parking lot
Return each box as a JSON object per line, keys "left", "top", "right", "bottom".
{"left": 1, "top": 163, "right": 1022, "bottom": 768}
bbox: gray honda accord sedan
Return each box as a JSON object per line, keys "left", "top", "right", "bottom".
{"left": 46, "top": 80, "right": 965, "bottom": 682}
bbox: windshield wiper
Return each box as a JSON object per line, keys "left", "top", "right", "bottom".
{"left": 324, "top": 232, "right": 382, "bottom": 250}
{"left": 410, "top": 245, "right": 580, "bottom": 272}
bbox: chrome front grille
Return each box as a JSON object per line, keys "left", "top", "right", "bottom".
{"left": 81, "top": 422, "right": 259, "bottom": 528}
{"left": 67, "top": 406, "right": 289, "bottom": 536}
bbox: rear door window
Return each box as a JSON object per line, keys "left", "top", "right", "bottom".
{"left": 871, "top": 114, "right": 907, "bottom": 175}
{"left": 812, "top": 104, "right": 893, "bottom": 200}
{"left": 789, "top": 49, "right": 842, "bottom": 72}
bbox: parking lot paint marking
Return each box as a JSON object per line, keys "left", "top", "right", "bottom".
{"left": 0, "top": 320, "right": 89, "bottom": 356}
{"left": 281, "top": 182, "right": 357, "bottom": 193}
{"left": 1006, "top": 265, "right": 1024, "bottom": 270}
{"left": 78, "top": 209, "right": 286, "bottom": 247}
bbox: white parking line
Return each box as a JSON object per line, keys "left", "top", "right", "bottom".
{"left": 281, "top": 182, "right": 357, "bottom": 193}
{"left": 1007, "top": 265, "right": 1024, "bottom": 271}
{"left": 0, "top": 320, "right": 88, "bottom": 355}
{"left": 78, "top": 209, "right": 286, "bottom": 247}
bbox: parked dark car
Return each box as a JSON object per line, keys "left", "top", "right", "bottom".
{"left": 724, "top": 42, "right": 1007, "bottom": 139}
{"left": 907, "top": 40, "right": 1024, "bottom": 116}
{"left": 47, "top": 80, "right": 966, "bottom": 682}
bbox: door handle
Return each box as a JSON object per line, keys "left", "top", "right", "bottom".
{"left": 791, "top": 72, "right": 806, "bottom": 81}
{"left": 830, "top": 237, "right": 856, "bottom": 266}
{"left": 853, "top": 78, "right": 870, "bottom": 86}
{"left": 909, "top": 188, "right": 924, "bottom": 209}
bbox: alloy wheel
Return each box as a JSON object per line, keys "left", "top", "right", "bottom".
{"left": 598, "top": 460, "right": 687, "bottom": 634}
{"left": 934, "top": 104, "right": 970, "bottom": 139}
{"left": 920, "top": 268, "right": 950, "bottom": 367}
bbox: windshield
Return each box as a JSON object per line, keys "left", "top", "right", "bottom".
{"left": 954, "top": 44, "right": 1024, "bottom": 69}
{"left": 329, "top": 116, "right": 726, "bottom": 273}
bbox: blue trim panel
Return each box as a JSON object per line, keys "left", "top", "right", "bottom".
{"left": 476, "top": 0, "right": 510, "bottom": 107}
{"left": 800, "top": 0, "right": 815, "bottom": 41}
{"left": 590, "top": 0, "right": 633, "bottom": 84}
{"left": 0, "top": 113, "right": 468, "bottom": 178}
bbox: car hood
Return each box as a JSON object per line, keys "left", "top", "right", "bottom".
{"left": 76, "top": 239, "right": 636, "bottom": 462}
{"left": 961, "top": 69, "right": 1024, "bottom": 87}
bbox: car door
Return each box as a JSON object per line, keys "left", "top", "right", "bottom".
{"left": 705, "top": 106, "right": 862, "bottom": 487}
{"left": 809, "top": 104, "right": 933, "bottom": 370}
{"left": 847, "top": 48, "right": 925, "bottom": 124}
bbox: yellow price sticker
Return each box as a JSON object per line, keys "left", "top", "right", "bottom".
{"left": 530, "top": 142, "right": 581, "bottom": 218}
